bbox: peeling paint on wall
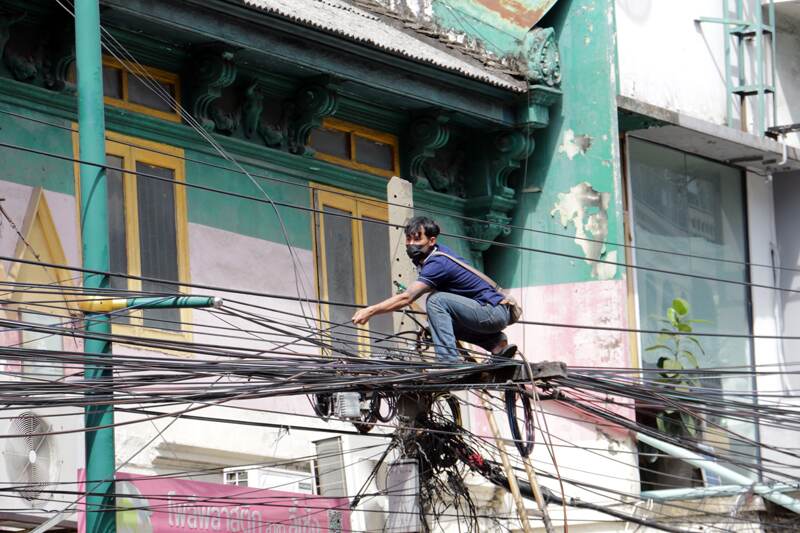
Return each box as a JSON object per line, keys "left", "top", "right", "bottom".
{"left": 550, "top": 182, "right": 617, "bottom": 280}
{"left": 558, "top": 129, "right": 593, "bottom": 159}
{"left": 473, "top": 0, "right": 556, "bottom": 28}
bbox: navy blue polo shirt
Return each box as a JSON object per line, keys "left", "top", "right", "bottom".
{"left": 417, "top": 244, "right": 504, "bottom": 306}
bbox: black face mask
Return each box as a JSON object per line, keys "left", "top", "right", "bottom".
{"left": 406, "top": 244, "right": 430, "bottom": 265}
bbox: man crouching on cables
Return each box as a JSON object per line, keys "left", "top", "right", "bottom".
{"left": 352, "top": 216, "right": 519, "bottom": 363}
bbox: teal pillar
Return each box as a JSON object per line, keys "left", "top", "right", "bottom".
{"left": 75, "top": 1, "right": 116, "bottom": 532}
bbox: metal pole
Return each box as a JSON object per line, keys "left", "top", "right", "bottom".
{"left": 78, "top": 295, "right": 223, "bottom": 313}
{"left": 75, "top": 1, "right": 115, "bottom": 531}
{"left": 769, "top": 0, "right": 776, "bottom": 129}
{"left": 755, "top": 0, "right": 765, "bottom": 135}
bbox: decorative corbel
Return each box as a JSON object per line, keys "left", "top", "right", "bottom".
{"left": 488, "top": 129, "right": 534, "bottom": 200}
{"left": 463, "top": 209, "right": 514, "bottom": 258}
{"left": 0, "top": 12, "right": 24, "bottom": 60}
{"left": 44, "top": 42, "right": 75, "bottom": 93}
{"left": 0, "top": 12, "right": 37, "bottom": 83}
{"left": 42, "top": 15, "right": 75, "bottom": 93}
{"left": 287, "top": 77, "right": 339, "bottom": 156}
{"left": 242, "top": 81, "right": 263, "bottom": 139}
{"left": 524, "top": 27, "right": 561, "bottom": 88}
{"left": 464, "top": 129, "right": 534, "bottom": 261}
{"left": 404, "top": 112, "right": 450, "bottom": 185}
{"left": 422, "top": 149, "right": 464, "bottom": 196}
{"left": 241, "top": 80, "right": 286, "bottom": 148}
{"left": 186, "top": 44, "right": 237, "bottom": 132}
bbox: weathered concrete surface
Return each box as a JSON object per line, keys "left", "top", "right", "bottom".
{"left": 488, "top": 0, "right": 624, "bottom": 288}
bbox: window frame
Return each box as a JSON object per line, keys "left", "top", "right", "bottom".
{"left": 311, "top": 118, "right": 400, "bottom": 178}
{"left": 5, "top": 187, "right": 76, "bottom": 379}
{"left": 622, "top": 135, "right": 759, "bottom": 488}
{"left": 72, "top": 130, "right": 191, "bottom": 342}
{"left": 101, "top": 56, "right": 182, "bottom": 123}
{"left": 223, "top": 468, "right": 249, "bottom": 487}
{"left": 311, "top": 184, "right": 389, "bottom": 357}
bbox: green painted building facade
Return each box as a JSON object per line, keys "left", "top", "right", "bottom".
{"left": 0, "top": 0, "right": 647, "bottom": 530}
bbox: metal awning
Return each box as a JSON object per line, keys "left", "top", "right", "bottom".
{"left": 242, "top": 0, "right": 529, "bottom": 92}
{"left": 619, "top": 95, "right": 800, "bottom": 174}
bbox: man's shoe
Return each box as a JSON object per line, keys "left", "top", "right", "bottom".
{"left": 492, "top": 344, "right": 517, "bottom": 360}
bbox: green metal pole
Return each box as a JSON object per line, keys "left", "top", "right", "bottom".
{"left": 76, "top": 1, "right": 116, "bottom": 532}
{"left": 755, "top": 0, "right": 765, "bottom": 135}
{"left": 78, "top": 295, "right": 224, "bottom": 313}
{"left": 769, "top": 0, "right": 776, "bottom": 128}
{"left": 723, "top": 0, "right": 733, "bottom": 128}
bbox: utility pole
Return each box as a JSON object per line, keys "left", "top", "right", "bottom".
{"left": 385, "top": 176, "right": 424, "bottom": 532}
{"left": 75, "top": 0, "right": 116, "bottom": 531}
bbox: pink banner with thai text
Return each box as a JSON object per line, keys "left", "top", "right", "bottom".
{"left": 78, "top": 471, "right": 350, "bottom": 533}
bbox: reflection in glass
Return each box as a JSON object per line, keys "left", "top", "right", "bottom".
{"left": 629, "top": 138, "right": 756, "bottom": 480}
{"left": 128, "top": 76, "right": 175, "bottom": 113}
{"left": 136, "top": 162, "right": 181, "bottom": 331}
{"left": 321, "top": 207, "right": 357, "bottom": 355}
{"left": 106, "top": 155, "right": 130, "bottom": 324}
{"left": 102, "top": 66, "right": 122, "bottom": 99}
{"left": 355, "top": 135, "right": 394, "bottom": 171}
{"left": 362, "top": 217, "right": 393, "bottom": 355}
{"left": 310, "top": 128, "right": 349, "bottom": 160}
{"left": 20, "top": 312, "right": 63, "bottom": 378}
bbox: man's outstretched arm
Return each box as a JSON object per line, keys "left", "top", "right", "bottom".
{"left": 352, "top": 281, "right": 432, "bottom": 325}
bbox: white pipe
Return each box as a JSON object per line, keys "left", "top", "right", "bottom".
{"left": 637, "top": 432, "right": 800, "bottom": 514}
{"left": 28, "top": 510, "right": 76, "bottom": 533}
{"left": 641, "top": 483, "right": 796, "bottom": 501}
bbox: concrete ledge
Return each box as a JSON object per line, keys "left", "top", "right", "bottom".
{"left": 617, "top": 95, "right": 800, "bottom": 173}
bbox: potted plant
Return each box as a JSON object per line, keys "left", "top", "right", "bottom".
{"left": 639, "top": 298, "right": 708, "bottom": 489}
{"left": 645, "top": 297, "right": 706, "bottom": 438}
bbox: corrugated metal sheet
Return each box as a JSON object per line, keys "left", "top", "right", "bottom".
{"left": 242, "top": 0, "right": 528, "bottom": 92}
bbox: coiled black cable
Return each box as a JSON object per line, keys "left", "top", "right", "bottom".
{"left": 505, "top": 386, "right": 534, "bottom": 457}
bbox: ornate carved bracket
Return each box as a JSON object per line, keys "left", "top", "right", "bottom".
{"left": 43, "top": 28, "right": 75, "bottom": 94}
{"left": 240, "top": 80, "right": 287, "bottom": 148}
{"left": 287, "top": 77, "right": 338, "bottom": 156}
{"left": 459, "top": 28, "right": 562, "bottom": 261}
{"left": 464, "top": 196, "right": 517, "bottom": 257}
{"left": 0, "top": 13, "right": 24, "bottom": 58}
{"left": 489, "top": 129, "right": 535, "bottom": 199}
{"left": 242, "top": 82, "right": 263, "bottom": 139}
{"left": 524, "top": 27, "right": 561, "bottom": 87}
{"left": 187, "top": 44, "right": 237, "bottom": 132}
{"left": 463, "top": 129, "right": 534, "bottom": 259}
{"left": 0, "top": 12, "right": 39, "bottom": 83}
{"left": 404, "top": 112, "right": 450, "bottom": 184}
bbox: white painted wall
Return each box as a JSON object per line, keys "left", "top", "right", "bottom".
{"left": 616, "top": 0, "right": 799, "bottom": 145}
{"left": 616, "top": 0, "right": 729, "bottom": 125}
{"left": 773, "top": 170, "right": 800, "bottom": 390}
{"left": 0, "top": 182, "right": 81, "bottom": 273}
{"left": 746, "top": 171, "right": 800, "bottom": 481}
{"left": 774, "top": 8, "right": 800, "bottom": 146}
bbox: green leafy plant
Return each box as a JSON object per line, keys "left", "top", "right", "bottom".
{"left": 645, "top": 298, "right": 707, "bottom": 438}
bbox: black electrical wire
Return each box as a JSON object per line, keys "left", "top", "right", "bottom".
{"left": 2, "top": 105, "right": 794, "bottom": 278}
{"left": 0, "top": 140, "right": 797, "bottom": 299}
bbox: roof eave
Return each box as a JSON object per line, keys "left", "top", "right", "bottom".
{"left": 101, "top": 0, "right": 527, "bottom": 127}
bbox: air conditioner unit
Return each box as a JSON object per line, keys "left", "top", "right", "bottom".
{"left": 0, "top": 405, "right": 84, "bottom": 528}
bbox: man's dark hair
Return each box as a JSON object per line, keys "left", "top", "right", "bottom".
{"left": 404, "top": 216, "right": 440, "bottom": 238}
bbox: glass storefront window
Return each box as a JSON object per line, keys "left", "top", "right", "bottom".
{"left": 628, "top": 138, "right": 757, "bottom": 485}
